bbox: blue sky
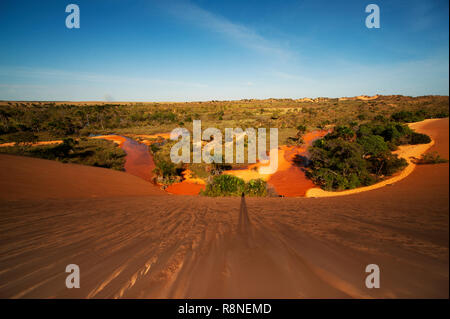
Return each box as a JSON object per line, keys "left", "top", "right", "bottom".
{"left": 0, "top": 0, "right": 448, "bottom": 101}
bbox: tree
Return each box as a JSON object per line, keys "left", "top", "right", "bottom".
{"left": 357, "top": 135, "right": 388, "bottom": 157}
{"left": 325, "top": 125, "right": 355, "bottom": 141}
{"left": 307, "top": 138, "right": 372, "bottom": 190}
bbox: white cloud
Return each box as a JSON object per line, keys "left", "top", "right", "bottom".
{"left": 162, "top": 0, "right": 292, "bottom": 60}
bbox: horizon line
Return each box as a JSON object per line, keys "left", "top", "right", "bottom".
{"left": 1, "top": 94, "right": 449, "bottom": 104}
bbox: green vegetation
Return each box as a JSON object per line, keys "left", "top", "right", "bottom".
{"left": 307, "top": 137, "right": 378, "bottom": 190}
{"left": 153, "top": 159, "right": 182, "bottom": 184}
{"left": 244, "top": 178, "right": 268, "bottom": 196}
{"left": 0, "top": 96, "right": 447, "bottom": 190}
{"left": 149, "top": 139, "right": 183, "bottom": 184}
{"left": 304, "top": 120, "right": 433, "bottom": 191}
{"left": 0, "top": 96, "right": 447, "bottom": 144}
{"left": 356, "top": 121, "right": 430, "bottom": 147}
{"left": 391, "top": 109, "right": 448, "bottom": 123}
{"left": 0, "top": 138, "right": 126, "bottom": 170}
{"left": 200, "top": 175, "right": 267, "bottom": 197}
{"left": 414, "top": 151, "right": 449, "bottom": 165}
{"left": 409, "top": 132, "right": 432, "bottom": 145}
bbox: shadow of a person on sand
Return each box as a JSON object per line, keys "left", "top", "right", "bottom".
{"left": 238, "top": 192, "right": 254, "bottom": 247}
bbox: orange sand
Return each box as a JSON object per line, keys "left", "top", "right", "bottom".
{"left": 135, "top": 133, "right": 171, "bottom": 139}
{"left": 131, "top": 133, "right": 171, "bottom": 145}
{"left": 165, "top": 169, "right": 206, "bottom": 195}
{"left": 91, "top": 135, "right": 127, "bottom": 146}
{"left": 165, "top": 182, "right": 205, "bottom": 195}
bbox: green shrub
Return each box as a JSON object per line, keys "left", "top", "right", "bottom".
{"left": 154, "top": 159, "right": 177, "bottom": 177}
{"left": 379, "top": 123, "right": 411, "bottom": 143}
{"left": 325, "top": 125, "right": 355, "bottom": 141}
{"left": 357, "top": 135, "right": 388, "bottom": 156}
{"left": 367, "top": 153, "right": 407, "bottom": 176}
{"left": 201, "top": 175, "right": 245, "bottom": 196}
{"left": 409, "top": 132, "right": 432, "bottom": 145}
{"left": 414, "top": 151, "right": 449, "bottom": 165}
{"left": 149, "top": 110, "right": 178, "bottom": 123}
{"left": 356, "top": 122, "right": 430, "bottom": 147}
{"left": 201, "top": 175, "right": 267, "bottom": 197}
{"left": 391, "top": 110, "right": 426, "bottom": 123}
{"left": 306, "top": 138, "right": 374, "bottom": 190}
{"left": 435, "top": 111, "right": 449, "bottom": 118}
{"left": 245, "top": 179, "right": 267, "bottom": 196}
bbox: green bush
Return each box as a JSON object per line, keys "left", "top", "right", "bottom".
{"left": 148, "top": 110, "right": 178, "bottom": 123}
{"left": 415, "top": 151, "right": 449, "bottom": 165}
{"left": 356, "top": 122, "right": 431, "bottom": 146}
{"left": 245, "top": 179, "right": 267, "bottom": 196}
{"left": 201, "top": 175, "right": 267, "bottom": 197}
{"left": 154, "top": 159, "right": 177, "bottom": 177}
{"left": 435, "top": 111, "right": 449, "bottom": 118}
{"left": 306, "top": 138, "right": 374, "bottom": 190}
{"left": 409, "top": 132, "right": 432, "bottom": 145}
{"left": 391, "top": 110, "right": 426, "bottom": 123}
{"left": 379, "top": 123, "right": 411, "bottom": 143}
{"left": 201, "top": 175, "right": 245, "bottom": 196}
{"left": 367, "top": 152, "right": 407, "bottom": 176}
{"left": 357, "top": 135, "right": 388, "bottom": 156}
{"left": 325, "top": 125, "right": 355, "bottom": 141}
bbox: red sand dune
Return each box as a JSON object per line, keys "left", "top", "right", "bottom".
{"left": 0, "top": 118, "right": 448, "bottom": 298}
{"left": 0, "top": 154, "right": 164, "bottom": 200}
